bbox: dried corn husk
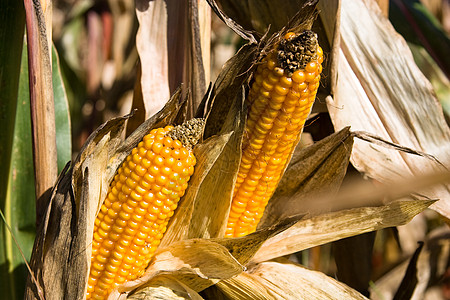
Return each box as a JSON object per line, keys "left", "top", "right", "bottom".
{"left": 327, "top": 0, "right": 450, "bottom": 217}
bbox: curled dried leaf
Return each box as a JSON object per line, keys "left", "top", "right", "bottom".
{"left": 218, "top": 259, "right": 368, "bottom": 299}
{"left": 328, "top": 0, "right": 450, "bottom": 217}
{"left": 252, "top": 198, "right": 435, "bottom": 263}
{"left": 110, "top": 239, "right": 244, "bottom": 298}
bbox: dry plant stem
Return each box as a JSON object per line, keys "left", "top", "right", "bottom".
{"left": 24, "top": 0, "right": 58, "bottom": 202}
{"left": 225, "top": 31, "right": 323, "bottom": 237}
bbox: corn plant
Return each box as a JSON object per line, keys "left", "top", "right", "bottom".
{"left": 2, "top": 0, "right": 450, "bottom": 300}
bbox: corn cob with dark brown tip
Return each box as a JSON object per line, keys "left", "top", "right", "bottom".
{"left": 87, "top": 118, "right": 204, "bottom": 299}
{"left": 225, "top": 30, "right": 323, "bottom": 238}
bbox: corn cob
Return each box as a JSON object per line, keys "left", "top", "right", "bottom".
{"left": 86, "top": 118, "right": 204, "bottom": 299}
{"left": 225, "top": 31, "right": 323, "bottom": 238}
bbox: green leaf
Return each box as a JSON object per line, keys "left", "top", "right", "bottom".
{"left": 3, "top": 44, "right": 36, "bottom": 300}
{"left": 407, "top": 43, "right": 450, "bottom": 122}
{"left": 389, "top": 0, "right": 450, "bottom": 78}
{"left": 0, "top": 33, "right": 72, "bottom": 300}
{"left": 52, "top": 45, "right": 72, "bottom": 172}
{"left": 0, "top": 0, "right": 26, "bottom": 299}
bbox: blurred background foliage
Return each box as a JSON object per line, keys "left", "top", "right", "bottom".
{"left": 50, "top": 0, "right": 450, "bottom": 155}
{"left": 1, "top": 0, "right": 450, "bottom": 299}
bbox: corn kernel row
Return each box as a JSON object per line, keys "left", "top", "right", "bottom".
{"left": 226, "top": 31, "right": 323, "bottom": 237}
{"left": 87, "top": 123, "right": 200, "bottom": 299}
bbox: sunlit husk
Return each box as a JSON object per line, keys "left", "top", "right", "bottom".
{"left": 217, "top": 260, "right": 368, "bottom": 300}
{"left": 328, "top": 0, "right": 450, "bottom": 217}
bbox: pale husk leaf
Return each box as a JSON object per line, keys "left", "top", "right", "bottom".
{"left": 108, "top": 239, "right": 244, "bottom": 299}
{"left": 135, "top": 0, "right": 171, "bottom": 118}
{"left": 134, "top": 0, "right": 208, "bottom": 120}
{"left": 187, "top": 86, "right": 245, "bottom": 239}
{"left": 126, "top": 275, "right": 203, "bottom": 300}
{"left": 251, "top": 198, "right": 435, "bottom": 263}
{"left": 113, "top": 216, "right": 299, "bottom": 299}
{"left": 160, "top": 133, "right": 233, "bottom": 246}
{"left": 212, "top": 216, "right": 301, "bottom": 266}
{"left": 218, "top": 260, "right": 368, "bottom": 299}
{"left": 215, "top": 272, "right": 277, "bottom": 299}
{"left": 161, "top": 55, "right": 248, "bottom": 244}
{"left": 327, "top": 0, "right": 450, "bottom": 217}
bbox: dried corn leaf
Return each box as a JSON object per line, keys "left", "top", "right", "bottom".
{"left": 135, "top": 0, "right": 171, "bottom": 118}
{"left": 203, "top": 43, "right": 255, "bottom": 139}
{"left": 392, "top": 242, "right": 423, "bottom": 300}
{"left": 218, "top": 259, "right": 368, "bottom": 299}
{"left": 215, "top": 272, "right": 277, "bottom": 299}
{"left": 259, "top": 127, "right": 353, "bottom": 227}
{"left": 251, "top": 198, "right": 435, "bottom": 263}
{"left": 327, "top": 0, "right": 450, "bottom": 217}
{"left": 126, "top": 275, "right": 203, "bottom": 300}
{"left": 109, "top": 239, "right": 244, "bottom": 299}
{"left": 317, "top": 0, "right": 340, "bottom": 96}
{"left": 205, "top": 0, "right": 257, "bottom": 43}
{"left": 160, "top": 133, "right": 233, "bottom": 245}
{"left": 26, "top": 92, "right": 183, "bottom": 299}
{"left": 370, "top": 227, "right": 450, "bottom": 300}
{"left": 162, "top": 60, "right": 247, "bottom": 244}
{"left": 333, "top": 232, "right": 376, "bottom": 297}
{"left": 209, "top": 0, "right": 317, "bottom": 36}
{"left": 213, "top": 216, "right": 300, "bottom": 266}
{"left": 116, "top": 216, "right": 298, "bottom": 299}
{"left": 135, "top": 0, "right": 208, "bottom": 120}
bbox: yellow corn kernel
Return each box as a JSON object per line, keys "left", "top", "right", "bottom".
{"left": 225, "top": 30, "right": 323, "bottom": 238}
{"left": 87, "top": 119, "right": 204, "bottom": 299}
